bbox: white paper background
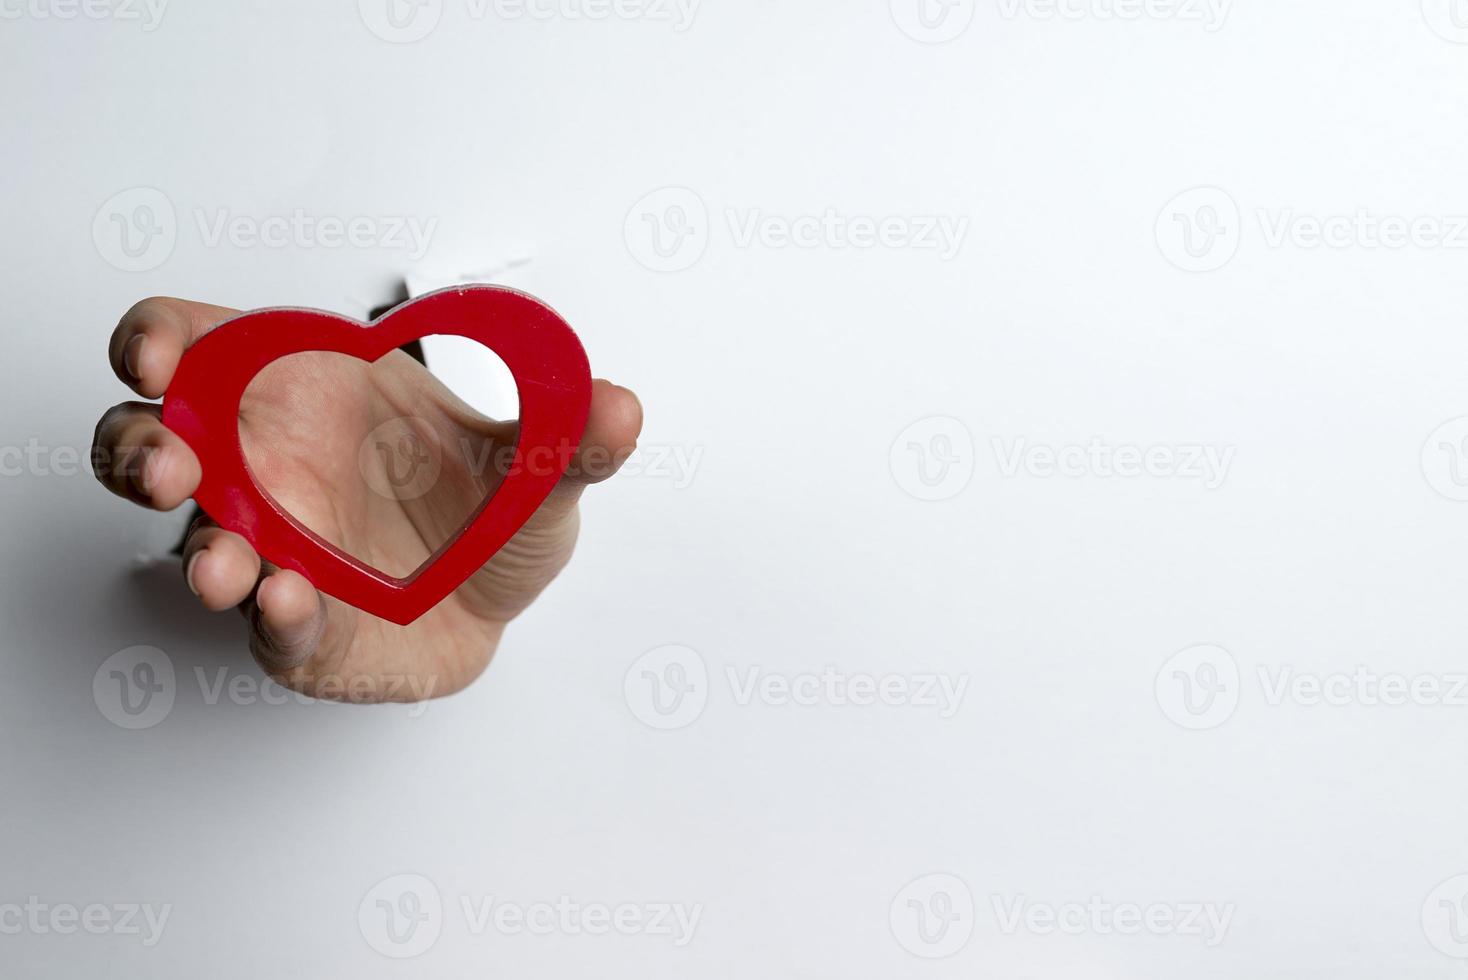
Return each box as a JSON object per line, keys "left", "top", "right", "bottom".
{"left": 3, "top": 1, "right": 1468, "bottom": 976}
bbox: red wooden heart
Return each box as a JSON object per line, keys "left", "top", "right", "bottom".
{"left": 161, "top": 286, "right": 592, "bottom": 625}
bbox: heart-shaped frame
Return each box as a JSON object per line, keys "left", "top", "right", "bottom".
{"left": 161, "top": 285, "right": 592, "bottom": 625}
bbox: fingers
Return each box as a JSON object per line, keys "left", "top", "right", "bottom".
{"left": 108, "top": 296, "right": 240, "bottom": 399}
{"left": 246, "top": 570, "right": 327, "bottom": 675}
{"left": 181, "top": 521, "right": 261, "bottom": 612}
{"left": 179, "top": 523, "right": 327, "bottom": 675}
{"left": 91, "top": 402, "right": 202, "bottom": 510}
{"left": 95, "top": 297, "right": 235, "bottom": 509}
{"left": 563, "top": 379, "right": 644, "bottom": 486}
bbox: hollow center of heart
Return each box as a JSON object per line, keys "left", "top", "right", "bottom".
{"left": 238, "top": 339, "right": 520, "bottom": 580}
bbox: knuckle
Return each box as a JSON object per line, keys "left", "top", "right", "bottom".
{"left": 91, "top": 406, "right": 171, "bottom": 494}
{"left": 119, "top": 296, "right": 179, "bottom": 330}
{"left": 112, "top": 413, "right": 159, "bottom": 451}
{"left": 183, "top": 513, "right": 216, "bottom": 546}
{"left": 95, "top": 402, "right": 137, "bottom": 438}
{"left": 180, "top": 526, "right": 212, "bottom": 561}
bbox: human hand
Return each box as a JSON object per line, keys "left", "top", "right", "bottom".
{"left": 92, "top": 296, "right": 642, "bottom": 702}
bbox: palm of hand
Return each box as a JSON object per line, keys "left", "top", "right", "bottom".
{"left": 238, "top": 349, "right": 579, "bottom": 698}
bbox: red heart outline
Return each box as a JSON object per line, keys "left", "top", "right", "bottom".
{"left": 161, "top": 286, "right": 592, "bottom": 625}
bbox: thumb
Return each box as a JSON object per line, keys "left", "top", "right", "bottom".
{"left": 462, "top": 380, "right": 642, "bottom": 618}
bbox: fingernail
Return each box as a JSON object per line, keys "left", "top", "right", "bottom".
{"left": 122, "top": 334, "right": 146, "bottom": 383}
{"left": 184, "top": 551, "right": 203, "bottom": 596}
